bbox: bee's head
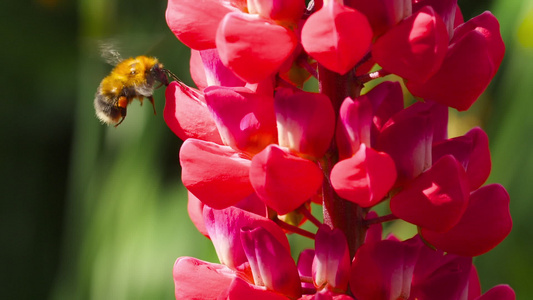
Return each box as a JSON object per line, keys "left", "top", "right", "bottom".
{"left": 151, "top": 63, "right": 169, "bottom": 86}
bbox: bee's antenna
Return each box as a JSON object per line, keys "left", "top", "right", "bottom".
{"left": 164, "top": 69, "right": 182, "bottom": 83}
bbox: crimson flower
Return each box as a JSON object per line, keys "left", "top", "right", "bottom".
{"left": 163, "top": 0, "right": 514, "bottom": 298}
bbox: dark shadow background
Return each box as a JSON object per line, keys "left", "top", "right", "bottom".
{"left": 1, "top": 0, "right": 532, "bottom": 298}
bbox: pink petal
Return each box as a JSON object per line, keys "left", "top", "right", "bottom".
{"left": 204, "top": 206, "right": 290, "bottom": 271}
{"left": 432, "top": 127, "right": 491, "bottom": 191}
{"left": 373, "top": 6, "right": 449, "bottom": 83}
{"left": 247, "top": 0, "right": 305, "bottom": 23}
{"left": 313, "top": 226, "right": 351, "bottom": 292}
{"left": 180, "top": 139, "right": 254, "bottom": 209}
{"left": 475, "top": 285, "right": 515, "bottom": 300}
{"left": 406, "top": 12, "right": 504, "bottom": 111}
{"left": 468, "top": 266, "right": 482, "bottom": 299}
{"left": 336, "top": 96, "right": 373, "bottom": 160}
{"left": 350, "top": 239, "right": 419, "bottom": 300}
{"left": 166, "top": 0, "right": 234, "bottom": 50}
{"left": 196, "top": 49, "right": 246, "bottom": 88}
{"left": 297, "top": 249, "right": 316, "bottom": 291}
{"left": 173, "top": 257, "right": 235, "bottom": 299}
{"left": 204, "top": 86, "right": 277, "bottom": 154}
{"left": 452, "top": 11, "right": 505, "bottom": 76}
{"left": 250, "top": 145, "right": 323, "bottom": 215}
{"left": 164, "top": 82, "right": 223, "bottom": 143}
{"left": 275, "top": 88, "right": 335, "bottom": 158}
{"left": 187, "top": 192, "right": 209, "bottom": 238}
{"left": 375, "top": 102, "right": 434, "bottom": 185}
{"left": 364, "top": 211, "right": 383, "bottom": 244}
{"left": 225, "top": 277, "right": 292, "bottom": 300}
{"left": 412, "top": 0, "right": 459, "bottom": 37}
{"left": 409, "top": 236, "right": 473, "bottom": 300}
{"left": 421, "top": 184, "right": 512, "bottom": 256}
{"left": 190, "top": 50, "right": 208, "bottom": 90}
{"left": 301, "top": 1, "right": 373, "bottom": 75}
{"left": 216, "top": 12, "right": 297, "bottom": 83}
{"left": 241, "top": 227, "right": 302, "bottom": 298}
{"left": 390, "top": 155, "right": 470, "bottom": 232}
{"left": 351, "top": 0, "right": 412, "bottom": 37}
{"left": 330, "top": 144, "right": 396, "bottom": 207}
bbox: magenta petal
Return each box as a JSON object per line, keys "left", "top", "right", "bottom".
{"left": 187, "top": 192, "right": 208, "bottom": 238}
{"left": 241, "top": 227, "right": 302, "bottom": 298}
{"left": 351, "top": 0, "right": 412, "bottom": 37}
{"left": 412, "top": 0, "right": 459, "bottom": 37}
{"left": 164, "top": 82, "right": 223, "bottom": 143}
{"left": 204, "top": 86, "right": 277, "bottom": 154}
{"left": 166, "top": 0, "right": 233, "bottom": 50}
{"left": 452, "top": 11, "right": 505, "bottom": 76}
{"left": 301, "top": 0, "right": 373, "bottom": 75}
{"left": 216, "top": 12, "right": 297, "bottom": 83}
{"left": 432, "top": 127, "right": 491, "bottom": 191}
{"left": 173, "top": 257, "right": 234, "bottom": 299}
{"left": 364, "top": 211, "right": 383, "bottom": 244}
{"left": 350, "top": 239, "right": 419, "bottom": 300}
{"left": 313, "top": 226, "right": 350, "bottom": 292}
{"left": 376, "top": 102, "right": 434, "bottom": 184}
{"left": 199, "top": 49, "right": 246, "bottom": 88}
{"left": 330, "top": 144, "right": 396, "bottom": 207}
{"left": 373, "top": 6, "right": 449, "bottom": 83}
{"left": 250, "top": 145, "right": 323, "bottom": 215}
{"left": 475, "top": 285, "right": 516, "bottom": 300}
{"left": 204, "top": 206, "right": 290, "bottom": 271}
{"left": 190, "top": 50, "right": 208, "bottom": 90}
{"left": 247, "top": 0, "right": 305, "bottom": 23}
{"left": 409, "top": 236, "right": 473, "bottom": 300}
{"left": 275, "top": 88, "right": 335, "bottom": 158}
{"left": 406, "top": 12, "right": 504, "bottom": 111}
{"left": 391, "top": 155, "right": 470, "bottom": 232}
{"left": 421, "top": 184, "right": 512, "bottom": 256}
{"left": 180, "top": 139, "right": 254, "bottom": 209}
{"left": 226, "top": 277, "right": 292, "bottom": 300}
{"left": 336, "top": 97, "right": 373, "bottom": 159}
{"left": 297, "top": 249, "right": 316, "bottom": 291}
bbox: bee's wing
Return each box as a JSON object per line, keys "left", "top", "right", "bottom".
{"left": 99, "top": 40, "right": 123, "bottom": 66}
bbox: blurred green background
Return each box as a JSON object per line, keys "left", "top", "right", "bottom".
{"left": 1, "top": 0, "right": 532, "bottom": 299}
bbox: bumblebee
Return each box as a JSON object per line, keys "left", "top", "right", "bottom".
{"left": 94, "top": 55, "right": 177, "bottom": 126}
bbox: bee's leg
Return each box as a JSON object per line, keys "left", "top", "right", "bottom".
{"left": 114, "top": 96, "right": 129, "bottom": 127}
{"left": 148, "top": 96, "right": 157, "bottom": 115}
{"left": 138, "top": 96, "right": 144, "bottom": 106}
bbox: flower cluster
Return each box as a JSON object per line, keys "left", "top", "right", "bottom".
{"left": 164, "top": 0, "right": 514, "bottom": 299}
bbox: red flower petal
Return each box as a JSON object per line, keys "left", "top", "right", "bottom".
{"left": 406, "top": 12, "right": 504, "bottom": 111}
{"left": 350, "top": 239, "right": 419, "bottom": 300}
{"left": 166, "top": 0, "right": 234, "bottom": 50}
{"left": 173, "top": 257, "right": 234, "bottom": 299}
{"left": 432, "top": 127, "right": 491, "bottom": 191}
{"left": 192, "top": 49, "right": 246, "bottom": 89}
{"left": 187, "top": 192, "right": 209, "bottom": 238}
{"left": 313, "top": 226, "right": 351, "bottom": 292}
{"left": 226, "top": 277, "right": 292, "bottom": 300}
{"left": 204, "top": 206, "right": 290, "bottom": 271}
{"left": 330, "top": 144, "right": 396, "bottom": 207}
{"left": 421, "top": 184, "right": 512, "bottom": 256}
{"left": 247, "top": 0, "right": 305, "bottom": 23}
{"left": 373, "top": 6, "right": 449, "bottom": 83}
{"left": 301, "top": 1, "right": 372, "bottom": 75}
{"left": 164, "top": 82, "right": 222, "bottom": 143}
{"left": 250, "top": 145, "right": 323, "bottom": 215}
{"left": 180, "top": 139, "right": 254, "bottom": 209}
{"left": 241, "top": 227, "right": 302, "bottom": 298}
{"left": 475, "top": 285, "right": 516, "bottom": 300}
{"left": 391, "top": 155, "right": 470, "bottom": 232}
{"left": 205, "top": 86, "right": 277, "bottom": 154}
{"left": 376, "top": 102, "right": 434, "bottom": 185}
{"left": 350, "top": 0, "right": 412, "bottom": 37}
{"left": 336, "top": 96, "right": 373, "bottom": 160}
{"left": 412, "top": 0, "right": 460, "bottom": 37}
{"left": 216, "top": 12, "right": 297, "bottom": 83}
{"left": 275, "top": 88, "right": 335, "bottom": 158}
